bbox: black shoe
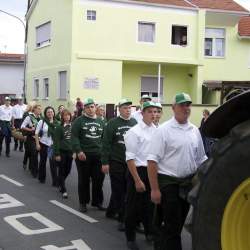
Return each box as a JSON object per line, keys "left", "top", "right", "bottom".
{"left": 79, "top": 204, "right": 87, "bottom": 213}
{"left": 92, "top": 204, "right": 106, "bottom": 211}
{"left": 14, "top": 147, "right": 17, "bottom": 151}
{"left": 135, "top": 224, "right": 144, "bottom": 234}
{"left": 127, "top": 241, "right": 139, "bottom": 250}
{"left": 39, "top": 179, "right": 45, "bottom": 183}
{"left": 23, "top": 164, "right": 27, "bottom": 170}
{"left": 105, "top": 211, "right": 118, "bottom": 220}
{"left": 145, "top": 234, "right": 154, "bottom": 243}
{"left": 6, "top": 154, "right": 10, "bottom": 158}
{"left": 117, "top": 222, "right": 125, "bottom": 232}
{"left": 19, "top": 148, "right": 24, "bottom": 152}
{"left": 62, "top": 192, "right": 68, "bottom": 199}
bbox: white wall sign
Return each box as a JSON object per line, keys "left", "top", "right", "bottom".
{"left": 0, "top": 194, "right": 24, "bottom": 209}
{"left": 83, "top": 78, "right": 99, "bottom": 89}
{"left": 41, "top": 239, "right": 91, "bottom": 250}
{"left": 4, "top": 212, "right": 63, "bottom": 235}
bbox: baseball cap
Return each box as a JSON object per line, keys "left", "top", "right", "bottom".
{"left": 118, "top": 98, "right": 132, "bottom": 107}
{"left": 142, "top": 101, "right": 156, "bottom": 111}
{"left": 154, "top": 102, "right": 162, "bottom": 109}
{"left": 141, "top": 94, "right": 152, "bottom": 101}
{"left": 174, "top": 93, "right": 192, "bottom": 104}
{"left": 5, "top": 96, "right": 11, "bottom": 101}
{"left": 84, "top": 98, "right": 95, "bottom": 106}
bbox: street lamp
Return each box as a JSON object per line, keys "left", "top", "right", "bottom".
{"left": 0, "top": 9, "right": 27, "bottom": 103}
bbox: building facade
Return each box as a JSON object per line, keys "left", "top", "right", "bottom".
{"left": 25, "top": 0, "right": 250, "bottom": 116}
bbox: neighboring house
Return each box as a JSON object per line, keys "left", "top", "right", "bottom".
{"left": 0, "top": 53, "right": 24, "bottom": 104}
{"left": 25, "top": 0, "right": 250, "bottom": 111}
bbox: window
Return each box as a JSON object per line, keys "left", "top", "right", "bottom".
{"left": 36, "top": 21, "right": 51, "bottom": 48}
{"left": 58, "top": 71, "right": 67, "bottom": 99}
{"left": 87, "top": 10, "right": 96, "bottom": 21}
{"left": 205, "top": 28, "right": 225, "bottom": 57}
{"left": 172, "top": 25, "right": 187, "bottom": 46}
{"left": 34, "top": 79, "right": 39, "bottom": 99}
{"left": 43, "top": 78, "right": 49, "bottom": 99}
{"left": 138, "top": 22, "right": 155, "bottom": 43}
{"left": 141, "top": 76, "right": 163, "bottom": 102}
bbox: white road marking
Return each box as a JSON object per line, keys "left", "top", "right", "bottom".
{"left": 4, "top": 212, "right": 63, "bottom": 235}
{"left": 41, "top": 239, "right": 92, "bottom": 250}
{"left": 0, "top": 174, "right": 24, "bottom": 187}
{"left": 0, "top": 194, "right": 24, "bottom": 209}
{"left": 50, "top": 200, "right": 98, "bottom": 223}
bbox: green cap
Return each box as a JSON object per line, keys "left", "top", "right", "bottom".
{"left": 142, "top": 101, "right": 156, "bottom": 111}
{"left": 174, "top": 93, "right": 192, "bottom": 104}
{"left": 84, "top": 98, "right": 95, "bottom": 106}
{"left": 154, "top": 102, "right": 162, "bottom": 109}
{"left": 141, "top": 94, "right": 152, "bottom": 101}
{"left": 118, "top": 98, "right": 132, "bottom": 107}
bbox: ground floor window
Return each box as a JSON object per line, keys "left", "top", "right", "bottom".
{"left": 141, "top": 76, "right": 163, "bottom": 102}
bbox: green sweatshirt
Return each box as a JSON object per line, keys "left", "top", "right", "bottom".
{"left": 101, "top": 116, "right": 137, "bottom": 165}
{"left": 54, "top": 124, "right": 72, "bottom": 156}
{"left": 71, "top": 115, "right": 104, "bottom": 154}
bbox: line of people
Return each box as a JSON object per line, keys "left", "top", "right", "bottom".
{"left": 0, "top": 93, "right": 207, "bottom": 250}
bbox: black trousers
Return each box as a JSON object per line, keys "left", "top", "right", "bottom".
{"left": 154, "top": 185, "right": 190, "bottom": 250}
{"left": 125, "top": 167, "right": 154, "bottom": 241}
{"left": 25, "top": 136, "right": 38, "bottom": 177}
{"left": 75, "top": 153, "right": 104, "bottom": 205}
{"left": 109, "top": 160, "right": 127, "bottom": 222}
{"left": 58, "top": 151, "right": 72, "bottom": 193}
{"left": 0, "top": 123, "right": 11, "bottom": 156}
{"left": 38, "top": 143, "right": 58, "bottom": 184}
{"left": 14, "top": 119, "right": 24, "bottom": 150}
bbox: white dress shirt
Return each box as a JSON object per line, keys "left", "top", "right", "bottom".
{"left": 12, "top": 104, "right": 26, "bottom": 119}
{"left": 0, "top": 105, "right": 13, "bottom": 121}
{"left": 125, "top": 121, "right": 156, "bottom": 167}
{"left": 131, "top": 110, "right": 142, "bottom": 123}
{"left": 35, "top": 120, "right": 53, "bottom": 146}
{"left": 147, "top": 117, "right": 207, "bottom": 178}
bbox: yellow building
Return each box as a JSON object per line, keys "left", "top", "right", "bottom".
{"left": 25, "top": 0, "right": 250, "bottom": 124}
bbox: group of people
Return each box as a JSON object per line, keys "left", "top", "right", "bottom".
{"left": 0, "top": 93, "right": 208, "bottom": 250}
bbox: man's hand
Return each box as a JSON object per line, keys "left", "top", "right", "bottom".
{"left": 77, "top": 151, "right": 86, "bottom": 161}
{"left": 55, "top": 156, "right": 61, "bottom": 162}
{"left": 151, "top": 189, "right": 161, "bottom": 204}
{"left": 102, "top": 164, "right": 109, "bottom": 174}
{"left": 135, "top": 179, "right": 146, "bottom": 193}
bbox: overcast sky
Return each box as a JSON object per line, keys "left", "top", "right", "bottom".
{"left": 0, "top": 0, "right": 249, "bottom": 53}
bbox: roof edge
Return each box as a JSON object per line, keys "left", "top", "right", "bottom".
{"left": 25, "top": 0, "right": 38, "bottom": 21}
{"left": 205, "top": 8, "right": 250, "bottom": 15}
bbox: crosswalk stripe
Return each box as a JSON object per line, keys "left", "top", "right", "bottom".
{"left": 0, "top": 174, "right": 24, "bottom": 187}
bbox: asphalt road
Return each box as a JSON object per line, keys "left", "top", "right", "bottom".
{"left": 0, "top": 144, "right": 192, "bottom": 250}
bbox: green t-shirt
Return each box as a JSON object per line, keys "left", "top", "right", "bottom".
{"left": 101, "top": 116, "right": 137, "bottom": 164}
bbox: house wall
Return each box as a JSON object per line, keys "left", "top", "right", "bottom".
{"left": 0, "top": 64, "right": 24, "bottom": 96}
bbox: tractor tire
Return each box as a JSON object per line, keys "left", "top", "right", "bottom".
{"left": 189, "top": 119, "right": 250, "bottom": 250}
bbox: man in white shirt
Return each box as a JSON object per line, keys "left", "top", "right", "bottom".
{"left": 124, "top": 101, "right": 157, "bottom": 250}
{"left": 131, "top": 94, "right": 152, "bottom": 122}
{"left": 12, "top": 96, "right": 26, "bottom": 151}
{"left": 147, "top": 93, "right": 207, "bottom": 250}
{"left": 0, "top": 97, "right": 13, "bottom": 157}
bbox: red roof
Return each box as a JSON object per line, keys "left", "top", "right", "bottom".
{"left": 238, "top": 16, "right": 250, "bottom": 36}
{"left": 0, "top": 53, "right": 24, "bottom": 62}
{"left": 131, "top": 0, "right": 194, "bottom": 8}
{"left": 188, "top": 0, "right": 249, "bottom": 13}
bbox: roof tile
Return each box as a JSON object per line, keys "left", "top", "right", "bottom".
{"left": 238, "top": 16, "right": 250, "bottom": 36}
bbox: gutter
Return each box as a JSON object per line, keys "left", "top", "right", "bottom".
{"left": 238, "top": 34, "right": 250, "bottom": 39}
{"left": 205, "top": 8, "right": 249, "bottom": 16}
{"left": 25, "top": 0, "right": 38, "bottom": 21}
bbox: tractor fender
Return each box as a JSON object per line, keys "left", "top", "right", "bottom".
{"left": 203, "top": 90, "right": 250, "bottom": 138}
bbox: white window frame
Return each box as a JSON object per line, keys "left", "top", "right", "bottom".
{"left": 171, "top": 24, "right": 189, "bottom": 47}
{"left": 137, "top": 21, "right": 156, "bottom": 44}
{"left": 43, "top": 78, "right": 49, "bottom": 100}
{"left": 140, "top": 75, "right": 164, "bottom": 103}
{"left": 205, "top": 28, "right": 226, "bottom": 58}
{"left": 36, "top": 21, "right": 51, "bottom": 48}
{"left": 87, "top": 10, "right": 96, "bottom": 21}
{"left": 33, "top": 78, "right": 39, "bottom": 99}
{"left": 58, "top": 71, "right": 67, "bottom": 100}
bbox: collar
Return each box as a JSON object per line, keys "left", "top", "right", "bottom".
{"left": 63, "top": 123, "right": 71, "bottom": 127}
{"left": 84, "top": 114, "right": 97, "bottom": 119}
{"left": 171, "top": 117, "right": 193, "bottom": 130}
{"left": 119, "top": 115, "right": 130, "bottom": 121}
{"left": 139, "top": 120, "right": 155, "bottom": 129}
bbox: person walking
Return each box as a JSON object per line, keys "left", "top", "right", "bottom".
{"left": 0, "top": 97, "right": 14, "bottom": 157}
{"left": 72, "top": 98, "right": 105, "bottom": 213}
{"left": 21, "top": 104, "right": 42, "bottom": 176}
{"left": 147, "top": 93, "right": 207, "bottom": 250}
{"left": 124, "top": 101, "right": 157, "bottom": 250}
{"left": 54, "top": 109, "right": 73, "bottom": 199}
{"left": 35, "top": 106, "right": 59, "bottom": 185}
{"left": 12, "top": 96, "right": 27, "bottom": 152}
{"left": 102, "top": 99, "right": 137, "bottom": 231}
